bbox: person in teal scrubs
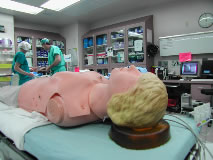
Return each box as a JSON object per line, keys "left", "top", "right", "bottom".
{"left": 12, "top": 41, "right": 34, "bottom": 85}
{"left": 40, "top": 38, "right": 66, "bottom": 75}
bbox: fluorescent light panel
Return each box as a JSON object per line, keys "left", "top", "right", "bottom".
{"left": 0, "top": 0, "right": 43, "bottom": 15}
{"left": 41, "top": 0, "right": 80, "bottom": 11}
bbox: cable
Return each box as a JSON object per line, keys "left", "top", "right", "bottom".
{"left": 166, "top": 114, "right": 209, "bottom": 160}
{"left": 165, "top": 114, "right": 213, "bottom": 160}
{"left": 164, "top": 118, "right": 203, "bottom": 160}
{"left": 166, "top": 114, "right": 213, "bottom": 160}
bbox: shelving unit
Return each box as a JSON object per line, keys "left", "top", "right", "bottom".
{"left": 127, "top": 26, "right": 144, "bottom": 64}
{"left": 0, "top": 47, "right": 13, "bottom": 49}
{"left": 96, "top": 34, "right": 108, "bottom": 65}
{"left": 36, "top": 38, "right": 48, "bottom": 68}
{"left": 52, "top": 40, "right": 65, "bottom": 52}
{"left": 0, "top": 38, "right": 14, "bottom": 86}
{"left": 110, "top": 28, "right": 125, "bottom": 64}
{"left": 83, "top": 36, "right": 94, "bottom": 66}
{"left": 97, "top": 68, "right": 108, "bottom": 76}
{"left": 82, "top": 15, "right": 154, "bottom": 76}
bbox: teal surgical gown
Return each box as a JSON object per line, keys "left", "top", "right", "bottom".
{"left": 48, "top": 45, "right": 66, "bottom": 75}
{"left": 12, "top": 52, "right": 33, "bottom": 85}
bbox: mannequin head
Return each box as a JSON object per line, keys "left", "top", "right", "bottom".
{"left": 107, "top": 71, "right": 168, "bottom": 128}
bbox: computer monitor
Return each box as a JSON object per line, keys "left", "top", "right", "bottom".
{"left": 201, "top": 60, "right": 213, "bottom": 78}
{"left": 180, "top": 61, "right": 199, "bottom": 79}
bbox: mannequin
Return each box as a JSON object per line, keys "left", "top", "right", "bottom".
{"left": 18, "top": 65, "right": 168, "bottom": 127}
{"left": 18, "top": 71, "right": 109, "bottom": 126}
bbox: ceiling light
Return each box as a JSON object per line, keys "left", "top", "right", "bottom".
{"left": 41, "top": 0, "right": 80, "bottom": 11}
{"left": 0, "top": 0, "right": 43, "bottom": 15}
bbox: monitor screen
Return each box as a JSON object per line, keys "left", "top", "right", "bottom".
{"left": 180, "top": 61, "right": 199, "bottom": 76}
{"left": 201, "top": 60, "right": 213, "bottom": 76}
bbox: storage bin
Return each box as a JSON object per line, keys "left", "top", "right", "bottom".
{"left": 96, "top": 37, "right": 103, "bottom": 45}
{"left": 168, "top": 99, "right": 177, "bottom": 107}
{"left": 83, "top": 38, "right": 88, "bottom": 48}
{"left": 88, "top": 38, "right": 93, "bottom": 47}
{"left": 97, "top": 58, "right": 104, "bottom": 64}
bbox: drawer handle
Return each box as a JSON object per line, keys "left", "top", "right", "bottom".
{"left": 166, "top": 85, "right": 179, "bottom": 88}
{"left": 197, "top": 87, "right": 204, "bottom": 89}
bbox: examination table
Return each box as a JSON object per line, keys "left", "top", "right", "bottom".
{"left": 0, "top": 114, "right": 200, "bottom": 160}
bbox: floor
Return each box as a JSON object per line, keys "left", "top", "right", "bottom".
{"left": 199, "top": 122, "right": 213, "bottom": 160}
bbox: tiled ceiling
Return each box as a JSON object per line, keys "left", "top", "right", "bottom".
{"left": 0, "top": 0, "right": 178, "bottom": 27}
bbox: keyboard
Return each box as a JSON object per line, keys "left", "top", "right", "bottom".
{"left": 191, "top": 79, "right": 213, "bottom": 81}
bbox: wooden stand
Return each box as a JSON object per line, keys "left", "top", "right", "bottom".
{"left": 109, "top": 119, "right": 170, "bottom": 149}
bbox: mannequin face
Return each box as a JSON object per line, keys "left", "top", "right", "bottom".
{"left": 109, "top": 65, "right": 142, "bottom": 94}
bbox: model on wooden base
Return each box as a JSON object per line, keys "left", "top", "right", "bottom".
{"left": 18, "top": 65, "right": 168, "bottom": 128}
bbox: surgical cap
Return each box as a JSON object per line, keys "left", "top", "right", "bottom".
{"left": 41, "top": 38, "right": 50, "bottom": 45}
{"left": 18, "top": 41, "right": 31, "bottom": 51}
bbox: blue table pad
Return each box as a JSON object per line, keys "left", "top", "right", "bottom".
{"left": 24, "top": 115, "right": 199, "bottom": 160}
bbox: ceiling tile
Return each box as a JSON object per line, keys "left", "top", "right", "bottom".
{"left": 0, "top": 0, "right": 183, "bottom": 27}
